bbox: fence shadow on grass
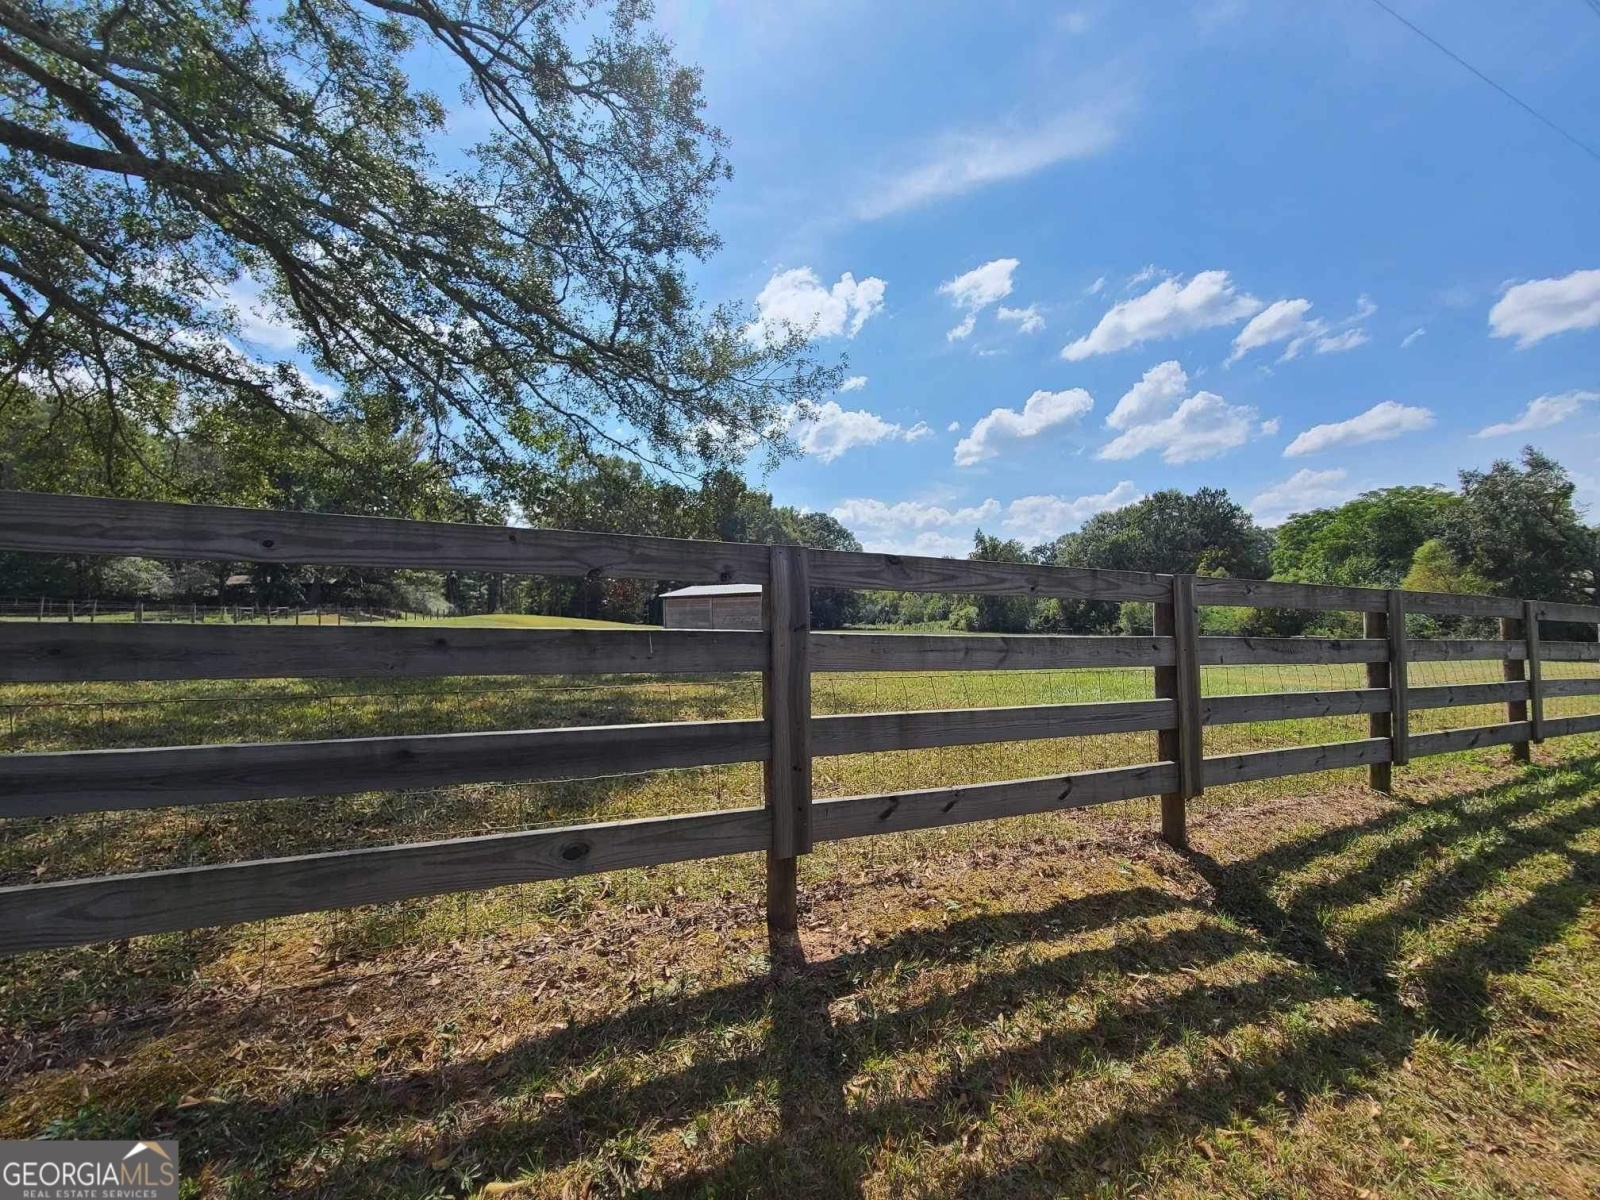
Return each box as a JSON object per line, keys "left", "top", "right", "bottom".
{"left": 12, "top": 756, "right": 1600, "bottom": 1197}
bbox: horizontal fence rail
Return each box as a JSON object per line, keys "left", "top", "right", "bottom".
{"left": 1, "top": 489, "right": 1598, "bottom": 957}
{"left": 0, "top": 623, "right": 767, "bottom": 683}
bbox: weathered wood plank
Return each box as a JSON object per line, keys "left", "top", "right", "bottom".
{"left": 1532, "top": 600, "right": 1600, "bottom": 625}
{"left": 1401, "top": 591, "right": 1523, "bottom": 620}
{"left": 1172, "top": 574, "right": 1203, "bottom": 809}
{"left": 1543, "top": 641, "right": 1600, "bottom": 662}
{"left": 1408, "top": 723, "right": 1532, "bottom": 757}
{"left": 1500, "top": 616, "right": 1531, "bottom": 766}
{"left": 1408, "top": 639, "right": 1524, "bottom": 662}
{"left": 1364, "top": 608, "right": 1393, "bottom": 792}
{"left": 0, "top": 806, "right": 772, "bottom": 956}
{"left": 810, "top": 762, "right": 1178, "bottom": 842}
{"left": 1408, "top": 637, "right": 1596, "bottom": 664}
{"left": 764, "top": 544, "right": 812, "bottom": 864}
{"left": 810, "top": 633, "right": 1174, "bottom": 672}
{"left": 1201, "top": 689, "right": 1389, "bottom": 725}
{"left": 804, "top": 548, "right": 1171, "bottom": 603}
{"left": 1409, "top": 681, "right": 1527, "bottom": 710}
{"left": 1525, "top": 599, "right": 1545, "bottom": 744}
{"left": 1544, "top": 712, "right": 1600, "bottom": 738}
{"left": 0, "top": 720, "right": 769, "bottom": 819}
{"left": 812, "top": 700, "right": 1176, "bottom": 756}
{"left": 0, "top": 491, "right": 770, "bottom": 583}
{"left": 1153, "top": 590, "right": 1184, "bottom": 848}
{"left": 1388, "top": 590, "right": 1410, "bottom": 766}
{"left": 1543, "top": 678, "right": 1600, "bottom": 699}
{"left": 1190, "top": 577, "right": 1521, "bottom": 620}
{"left": 0, "top": 623, "right": 766, "bottom": 683}
{"left": 1196, "top": 637, "right": 1387, "bottom": 665}
{"left": 1191, "top": 577, "right": 1389, "bottom": 613}
{"left": 1203, "top": 739, "right": 1392, "bottom": 786}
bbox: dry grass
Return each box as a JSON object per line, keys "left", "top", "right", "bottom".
{"left": 2, "top": 653, "right": 1600, "bottom": 1197}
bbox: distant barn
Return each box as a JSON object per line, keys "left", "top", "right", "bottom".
{"left": 658, "top": 583, "right": 763, "bottom": 630}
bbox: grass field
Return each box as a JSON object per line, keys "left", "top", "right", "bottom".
{"left": 2, "top": 639, "right": 1600, "bottom": 1196}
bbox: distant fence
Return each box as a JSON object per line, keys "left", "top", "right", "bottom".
{"left": 0, "top": 489, "right": 1598, "bottom": 957}
{"left": 0, "top": 597, "right": 407, "bottom": 623}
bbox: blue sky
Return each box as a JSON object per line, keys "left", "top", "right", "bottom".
{"left": 647, "top": 0, "right": 1600, "bottom": 555}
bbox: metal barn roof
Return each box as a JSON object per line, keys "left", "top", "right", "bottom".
{"left": 657, "top": 583, "right": 764, "bottom": 599}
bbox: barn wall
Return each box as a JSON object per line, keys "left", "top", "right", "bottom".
{"left": 662, "top": 595, "right": 762, "bottom": 629}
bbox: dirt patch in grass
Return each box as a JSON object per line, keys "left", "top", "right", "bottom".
{"left": 5, "top": 745, "right": 1600, "bottom": 1197}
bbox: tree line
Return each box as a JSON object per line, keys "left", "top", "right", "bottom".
{"left": 860, "top": 448, "right": 1598, "bottom": 638}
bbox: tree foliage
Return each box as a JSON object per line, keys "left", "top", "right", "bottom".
{"left": 0, "top": 0, "right": 835, "bottom": 486}
{"left": 1270, "top": 485, "right": 1457, "bottom": 589}
{"left": 1439, "top": 447, "right": 1596, "bottom": 603}
{"left": 1053, "top": 488, "right": 1270, "bottom": 579}
{"left": 949, "top": 531, "right": 1035, "bottom": 632}
{"left": 1400, "top": 537, "right": 1494, "bottom": 597}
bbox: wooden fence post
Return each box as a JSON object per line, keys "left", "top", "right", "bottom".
{"left": 763, "top": 544, "right": 812, "bottom": 936}
{"left": 1154, "top": 573, "right": 1200, "bottom": 849}
{"left": 1387, "top": 590, "right": 1409, "bottom": 767}
{"left": 1364, "top": 607, "right": 1392, "bottom": 792}
{"left": 1500, "top": 615, "right": 1531, "bottom": 763}
{"left": 1524, "top": 600, "right": 1544, "bottom": 745}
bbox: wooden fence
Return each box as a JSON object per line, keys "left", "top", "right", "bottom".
{"left": 1, "top": 488, "right": 1599, "bottom": 957}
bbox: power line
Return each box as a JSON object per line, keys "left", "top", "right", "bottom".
{"left": 1366, "top": 0, "right": 1600, "bottom": 166}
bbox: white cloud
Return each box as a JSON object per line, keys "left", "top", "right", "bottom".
{"left": 830, "top": 496, "right": 1002, "bottom": 555}
{"left": 832, "top": 496, "right": 1000, "bottom": 531}
{"left": 946, "top": 312, "right": 978, "bottom": 342}
{"left": 1098, "top": 390, "right": 1260, "bottom": 464}
{"left": 1474, "top": 390, "right": 1598, "bottom": 438}
{"left": 1283, "top": 401, "right": 1434, "bottom": 457}
{"left": 1227, "top": 298, "right": 1312, "bottom": 364}
{"left": 1489, "top": 269, "right": 1600, "bottom": 348}
{"left": 746, "top": 267, "right": 886, "bottom": 347}
{"left": 939, "top": 258, "right": 1018, "bottom": 310}
{"left": 831, "top": 484, "right": 1141, "bottom": 554}
{"left": 946, "top": 420, "right": 961, "bottom": 432}
{"left": 1315, "top": 328, "right": 1369, "bottom": 354}
{"left": 1087, "top": 276, "right": 1107, "bottom": 295}
{"left": 954, "top": 388, "right": 1094, "bottom": 466}
{"left": 939, "top": 258, "right": 1019, "bottom": 340}
{"left": 1002, "top": 481, "right": 1143, "bottom": 542}
{"left": 855, "top": 109, "right": 1118, "bottom": 220}
{"left": 1250, "top": 468, "right": 1355, "bottom": 524}
{"left": 790, "top": 400, "right": 926, "bottom": 462}
{"left": 1228, "top": 295, "right": 1374, "bottom": 364}
{"left": 839, "top": 375, "right": 869, "bottom": 391}
{"left": 997, "top": 304, "right": 1045, "bottom": 334}
{"left": 1105, "top": 360, "right": 1188, "bottom": 430}
{"left": 1062, "top": 270, "right": 1262, "bottom": 361}
{"left": 1401, "top": 327, "right": 1426, "bottom": 349}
